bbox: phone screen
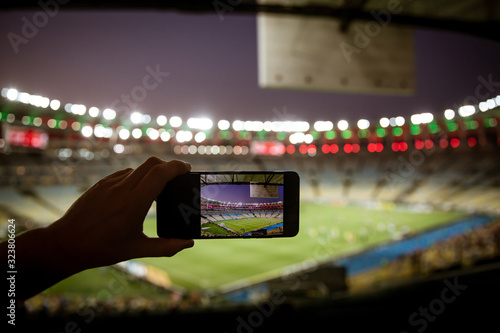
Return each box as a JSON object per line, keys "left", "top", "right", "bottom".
{"left": 200, "top": 173, "right": 284, "bottom": 237}
{"left": 157, "top": 171, "right": 299, "bottom": 239}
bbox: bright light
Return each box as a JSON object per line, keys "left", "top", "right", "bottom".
{"left": 270, "top": 121, "right": 309, "bottom": 132}
{"left": 103, "top": 108, "right": 116, "bottom": 120}
{"left": 132, "top": 128, "right": 142, "bottom": 139}
{"left": 314, "top": 121, "right": 333, "bottom": 132}
{"left": 17, "top": 92, "right": 30, "bottom": 104}
{"left": 187, "top": 117, "right": 213, "bottom": 130}
{"left": 195, "top": 132, "right": 206, "bottom": 143}
{"left": 6, "top": 88, "right": 18, "bottom": 101}
{"left": 380, "top": 117, "right": 390, "bottom": 128}
{"left": 113, "top": 144, "right": 125, "bottom": 154}
{"left": 411, "top": 112, "right": 433, "bottom": 124}
{"left": 118, "top": 128, "right": 130, "bottom": 140}
{"left": 479, "top": 102, "right": 488, "bottom": 112}
{"left": 131, "top": 111, "right": 143, "bottom": 124}
{"left": 142, "top": 114, "right": 151, "bottom": 124}
{"left": 176, "top": 130, "right": 193, "bottom": 143}
{"left": 357, "top": 119, "right": 370, "bottom": 130}
{"left": 244, "top": 121, "right": 264, "bottom": 132}
{"left": 486, "top": 98, "right": 496, "bottom": 109}
{"left": 50, "top": 99, "right": 61, "bottom": 110}
{"left": 304, "top": 133, "right": 313, "bottom": 144}
{"left": 232, "top": 120, "right": 244, "bottom": 131}
{"left": 458, "top": 105, "right": 475, "bottom": 117}
{"left": 170, "top": 116, "right": 182, "bottom": 128}
{"left": 218, "top": 120, "right": 230, "bottom": 130}
{"left": 160, "top": 131, "right": 171, "bottom": 142}
{"left": 289, "top": 132, "right": 304, "bottom": 144}
{"left": 147, "top": 128, "right": 159, "bottom": 140}
{"left": 81, "top": 125, "right": 93, "bottom": 138}
{"left": 157, "top": 115, "right": 167, "bottom": 126}
{"left": 444, "top": 109, "right": 455, "bottom": 120}
{"left": 395, "top": 116, "right": 405, "bottom": 126}
{"left": 71, "top": 104, "right": 86, "bottom": 115}
{"left": 337, "top": 120, "right": 348, "bottom": 131}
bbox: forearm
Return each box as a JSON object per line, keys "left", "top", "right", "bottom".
{"left": 2, "top": 226, "right": 83, "bottom": 301}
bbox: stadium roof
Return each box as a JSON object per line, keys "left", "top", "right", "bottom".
{"left": 2, "top": 0, "right": 499, "bottom": 41}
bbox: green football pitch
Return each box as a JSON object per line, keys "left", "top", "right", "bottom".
{"left": 45, "top": 202, "right": 464, "bottom": 295}
{"left": 203, "top": 217, "right": 282, "bottom": 235}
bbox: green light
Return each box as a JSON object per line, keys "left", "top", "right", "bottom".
{"left": 376, "top": 128, "right": 386, "bottom": 137}
{"left": 446, "top": 122, "right": 458, "bottom": 132}
{"left": 428, "top": 123, "right": 440, "bottom": 134}
{"left": 276, "top": 132, "right": 286, "bottom": 141}
{"left": 392, "top": 127, "right": 403, "bottom": 136}
{"left": 311, "top": 131, "right": 320, "bottom": 140}
{"left": 341, "top": 130, "right": 352, "bottom": 139}
{"left": 484, "top": 118, "right": 498, "bottom": 128}
{"left": 357, "top": 129, "right": 369, "bottom": 139}
{"left": 411, "top": 125, "right": 421, "bottom": 135}
{"left": 257, "top": 131, "right": 267, "bottom": 140}
{"left": 465, "top": 120, "right": 478, "bottom": 130}
{"left": 325, "top": 131, "right": 336, "bottom": 140}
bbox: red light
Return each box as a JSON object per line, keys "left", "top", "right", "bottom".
{"left": 415, "top": 140, "right": 424, "bottom": 150}
{"left": 367, "top": 143, "right": 376, "bottom": 153}
{"left": 439, "top": 139, "right": 448, "bottom": 149}
{"left": 321, "top": 144, "right": 330, "bottom": 154}
{"left": 424, "top": 139, "right": 434, "bottom": 149}
{"left": 400, "top": 142, "right": 408, "bottom": 151}
{"left": 299, "top": 144, "right": 308, "bottom": 154}
{"left": 467, "top": 137, "right": 477, "bottom": 147}
{"left": 308, "top": 144, "right": 317, "bottom": 155}
{"left": 286, "top": 145, "right": 295, "bottom": 154}
{"left": 376, "top": 143, "right": 384, "bottom": 152}
{"left": 344, "top": 144, "right": 353, "bottom": 153}
{"left": 450, "top": 138, "right": 460, "bottom": 148}
{"left": 391, "top": 142, "right": 399, "bottom": 152}
{"left": 352, "top": 143, "right": 360, "bottom": 153}
{"left": 330, "top": 144, "right": 339, "bottom": 153}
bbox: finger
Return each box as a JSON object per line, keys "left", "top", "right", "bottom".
{"left": 123, "top": 156, "right": 165, "bottom": 189}
{"left": 134, "top": 159, "right": 191, "bottom": 204}
{"left": 136, "top": 237, "right": 194, "bottom": 258}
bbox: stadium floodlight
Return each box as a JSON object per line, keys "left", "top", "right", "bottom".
{"left": 118, "top": 127, "right": 130, "bottom": 140}
{"left": 218, "top": 119, "right": 230, "bottom": 130}
{"left": 194, "top": 132, "right": 206, "bottom": 143}
{"left": 232, "top": 120, "right": 244, "bottom": 131}
{"left": 131, "top": 111, "right": 143, "bottom": 124}
{"left": 170, "top": 116, "right": 182, "bottom": 128}
{"left": 49, "top": 99, "right": 61, "bottom": 110}
{"left": 337, "top": 120, "right": 349, "bottom": 131}
{"left": 6, "top": 88, "right": 18, "bottom": 101}
{"left": 314, "top": 121, "right": 334, "bottom": 131}
{"left": 157, "top": 115, "right": 167, "bottom": 126}
{"left": 444, "top": 109, "right": 455, "bottom": 120}
{"left": 458, "top": 105, "right": 475, "bottom": 117}
{"left": 395, "top": 116, "right": 405, "bottom": 126}
{"left": 160, "top": 130, "right": 171, "bottom": 142}
{"left": 102, "top": 108, "right": 116, "bottom": 120}
{"left": 357, "top": 119, "right": 370, "bottom": 130}
{"left": 187, "top": 117, "right": 213, "bottom": 130}
{"left": 88, "top": 107, "right": 99, "bottom": 117}
{"left": 147, "top": 128, "right": 159, "bottom": 140}
{"left": 132, "top": 128, "right": 142, "bottom": 139}
{"left": 81, "top": 125, "right": 93, "bottom": 138}
{"left": 379, "top": 117, "right": 390, "bottom": 128}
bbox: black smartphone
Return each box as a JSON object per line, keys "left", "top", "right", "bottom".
{"left": 157, "top": 171, "right": 299, "bottom": 239}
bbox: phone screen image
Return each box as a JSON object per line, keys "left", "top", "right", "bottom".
{"left": 199, "top": 173, "right": 284, "bottom": 237}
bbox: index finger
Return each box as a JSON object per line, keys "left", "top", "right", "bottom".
{"left": 134, "top": 159, "right": 192, "bottom": 203}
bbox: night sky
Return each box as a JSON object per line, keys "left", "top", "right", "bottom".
{"left": 1, "top": 10, "right": 500, "bottom": 123}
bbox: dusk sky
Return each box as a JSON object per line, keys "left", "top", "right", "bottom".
{"left": 1, "top": 10, "right": 499, "bottom": 123}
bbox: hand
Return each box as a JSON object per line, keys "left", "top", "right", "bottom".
{"left": 4, "top": 157, "right": 195, "bottom": 300}
{"left": 49, "top": 157, "right": 195, "bottom": 269}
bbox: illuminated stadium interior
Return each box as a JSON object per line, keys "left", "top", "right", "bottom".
{"left": 1, "top": 2, "right": 500, "bottom": 332}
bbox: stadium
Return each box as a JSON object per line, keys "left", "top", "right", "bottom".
{"left": 1, "top": 1, "right": 500, "bottom": 332}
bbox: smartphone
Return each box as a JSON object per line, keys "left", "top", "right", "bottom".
{"left": 157, "top": 171, "right": 299, "bottom": 239}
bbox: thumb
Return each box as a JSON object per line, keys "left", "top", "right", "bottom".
{"left": 138, "top": 237, "right": 195, "bottom": 258}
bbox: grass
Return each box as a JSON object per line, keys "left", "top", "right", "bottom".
{"left": 43, "top": 202, "right": 464, "bottom": 295}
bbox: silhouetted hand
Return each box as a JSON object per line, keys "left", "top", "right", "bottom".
{"left": 1, "top": 157, "right": 195, "bottom": 300}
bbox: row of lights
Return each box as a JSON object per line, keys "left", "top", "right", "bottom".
{"left": 3, "top": 87, "right": 500, "bottom": 135}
